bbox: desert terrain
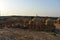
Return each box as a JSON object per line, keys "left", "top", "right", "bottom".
{"left": 0, "top": 16, "right": 60, "bottom": 40}
{"left": 0, "top": 28, "right": 60, "bottom": 40}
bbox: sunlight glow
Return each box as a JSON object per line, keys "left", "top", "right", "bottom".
{"left": 0, "top": 1, "right": 5, "bottom": 11}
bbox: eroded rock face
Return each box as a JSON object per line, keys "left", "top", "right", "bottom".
{"left": 28, "top": 18, "right": 45, "bottom": 31}
{"left": 45, "top": 18, "right": 56, "bottom": 32}
{"left": 56, "top": 18, "right": 60, "bottom": 24}
{"left": 0, "top": 17, "right": 56, "bottom": 32}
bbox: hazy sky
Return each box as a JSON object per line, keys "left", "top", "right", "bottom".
{"left": 0, "top": 0, "right": 60, "bottom": 17}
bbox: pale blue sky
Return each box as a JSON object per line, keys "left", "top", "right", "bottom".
{"left": 0, "top": 0, "right": 60, "bottom": 17}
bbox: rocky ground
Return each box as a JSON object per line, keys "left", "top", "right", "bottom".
{"left": 0, "top": 28, "right": 60, "bottom": 40}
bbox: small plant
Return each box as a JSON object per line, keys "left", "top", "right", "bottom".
{"left": 50, "top": 32, "right": 57, "bottom": 36}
